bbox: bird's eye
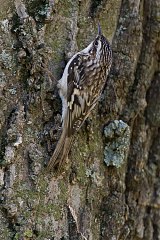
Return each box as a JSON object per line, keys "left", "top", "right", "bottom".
{"left": 94, "top": 40, "right": 98, "bottom": 47}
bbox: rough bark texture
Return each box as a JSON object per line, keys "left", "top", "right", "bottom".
{"left": 0, "top": 0, "right": 159, "bottom": 239}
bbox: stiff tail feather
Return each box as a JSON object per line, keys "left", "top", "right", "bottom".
{"left": 47, "top": 129, "right": 73, "bottom": 172}
{"left": 56, "top": 136, "right": 73, "bottom": 172}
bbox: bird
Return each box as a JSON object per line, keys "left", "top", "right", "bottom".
{"left": 47, "top": 24, "right": 112, "bottom": 172}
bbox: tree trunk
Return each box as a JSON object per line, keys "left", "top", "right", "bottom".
{"left": 0, "top": 0, "right": 159, "bottom": 239}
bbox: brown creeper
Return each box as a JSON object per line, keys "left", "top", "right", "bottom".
{"left": 47, "top": 24, "right": 112, "bottom": 171}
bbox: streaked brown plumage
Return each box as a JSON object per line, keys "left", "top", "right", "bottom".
{"left": 47, "top": 24, "right": 112, "bottom": 172}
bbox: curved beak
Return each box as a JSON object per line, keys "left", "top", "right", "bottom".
{"left": 98, "top": 23, "right": 102, "bottom": 35}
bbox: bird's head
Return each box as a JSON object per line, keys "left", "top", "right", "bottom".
{"left": 91, "top": 23, "right": 112, "bottom": 61}
{"left": 81, "top": 23, "right": 112, "bottom": 65}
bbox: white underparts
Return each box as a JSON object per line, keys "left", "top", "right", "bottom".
{"left": 96, "top": 40, "right": 101, "bottom": 60}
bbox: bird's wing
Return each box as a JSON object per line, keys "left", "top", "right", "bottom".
{"left": 66, "top": 53, "right": 94, "bottom": 136}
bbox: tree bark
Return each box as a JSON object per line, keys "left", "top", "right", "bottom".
{"left": 0, "top": 0, "right": 159, "bottom": 239}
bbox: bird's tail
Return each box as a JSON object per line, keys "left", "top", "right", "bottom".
{"left": 47, "top": 129, "right": 73, "bottom": 172}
